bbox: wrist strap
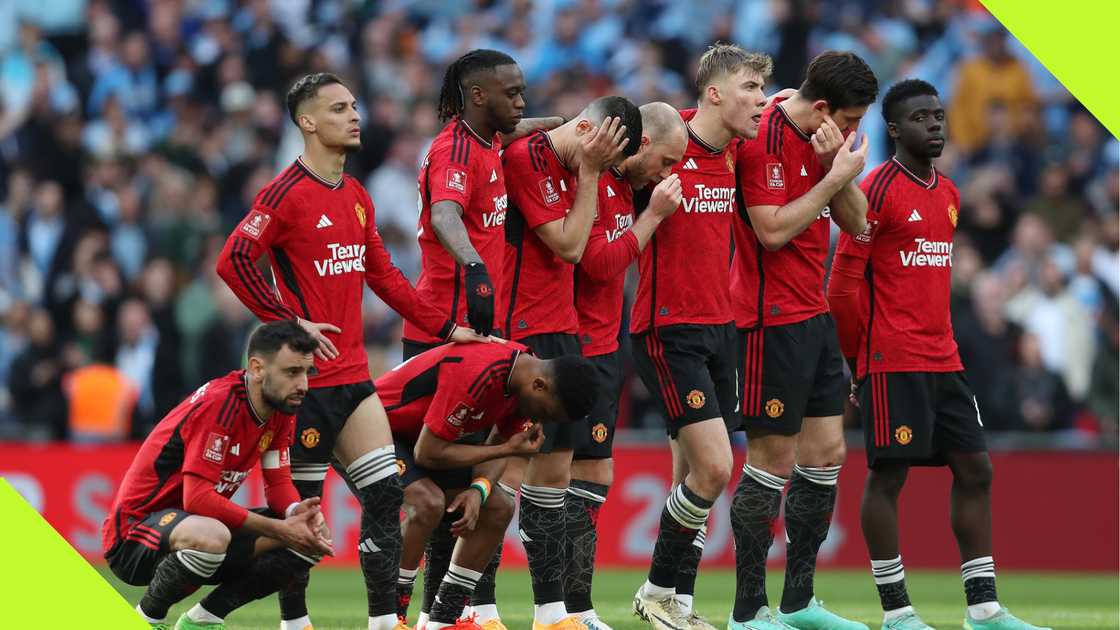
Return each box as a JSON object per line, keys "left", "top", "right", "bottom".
{"left": 470, "top": 477, "right": 492, "bottom": 504}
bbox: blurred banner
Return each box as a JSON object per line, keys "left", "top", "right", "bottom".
{"left": 1, "top": 444, "right": 1115, "bottom": 571}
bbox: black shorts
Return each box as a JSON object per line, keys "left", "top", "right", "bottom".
{"left": 631, "top": 323, "right": 741, "bottom": 438}
{"left": 394, "top": 436, "right": 478, "bottom": 490}
{"left": 105, "top": 508, "right": 263, "bottom": 586}
{"left": 858, "top": 371, "right": 987, "bottom": 468}
{"left": 516, "top": 332, "right": 587, "bottom": 452}
{"left": 573, "top": 351, "right": 622, "bottom": 461}
{"left": 292, "top": 380, "right": 377, "bottom": 463}
{"left": 739, "top": 313, "right": 846, "bottom": 436}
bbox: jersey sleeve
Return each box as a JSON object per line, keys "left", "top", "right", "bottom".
{"left": 504, "top": 144, "right": 568, "bottom": 229}
{"left": 358, "top": 184, "right": 455, "bottom": 339}
{"left": 420, "top": 371, "right": 480, "bottom": 442}
{"left": 215, "top": 201, "right": 301, "bottom": 322}
{"left": 578, "top": 206, "right": 640, "bottom": 281}
{"left": 180, "top": 395, "right": 236, "bottom": 484}
{"left": 737, "top": 136, "right": 789, "bottom": 208}
{"left": 425, "top": 139, "right": 473, "bottom": 210}
{"left": 827, "top": 176, "right": 883, "bottom": 360}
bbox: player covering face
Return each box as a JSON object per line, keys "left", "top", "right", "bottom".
{"left": 828, "top": 79, "right": 1052, "bottom": 630}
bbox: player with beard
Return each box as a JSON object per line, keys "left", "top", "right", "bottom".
{"left": 101, "top": 320, "right": 333, "bottom": 630}
{"left": 828, "top": 79, "right": 1051, "bottom": 630}
{"left": 401, "top": 49, "right": 563, "bottom": 630}
{"left": 216, "top": 73, "right": 488, "bottom": 630}
{"left": 729, "top": 50, "right": 875, "bottom": 630}
{"left": 565, "top": 101, "right": 687, "bottom": 630}
{"left": 629, "top": 44, "right": 771, "bottom": 630}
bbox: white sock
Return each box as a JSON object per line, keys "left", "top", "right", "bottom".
{"left": 417, "top": 612, "right": 430, "bottom": 628}
{"left": 534, "top": 601, "right": 568, "bottom": 625}
{"left": 281, "top": 616, "right": 312, "bottom": 630}
{"left": 187, "top": 603, "right": 223, "bottom": 623}
{"left": 676, "top": 594, "right": 693, "bottom": 615}
{"left": 968, "top": 602, "right": 1001, "bottom": 620}
{"left": 428, "top": 622, "right": 452, "bottom": 629}
{"left": 883, "top": 606, "right": 914, "bottom": 622}
{"left": 135, "top": 604, "right": 163, "bottom": 623}
{"left": 370, "top": 612, "right": 399, "bottom": 629}
{"left": 472, "top": 604, "right": 499, "bottom": 622}
{"left": 640, "top": 580, "right": 675, "bottom": 599}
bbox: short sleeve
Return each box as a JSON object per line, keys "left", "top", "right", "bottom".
{"left": 421, "top": 373, "right": 480, "bottom": 442}
{"left": 504, "top": 144, "right": 568, "bottom": 229}
{"left": 425, "top": 140, "right": 473, "bottom": 210}
{"left": 737, "top": 137, "right": 789, "bottom": 208}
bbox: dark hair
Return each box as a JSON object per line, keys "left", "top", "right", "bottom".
{"left": 799, "top": 51, "right": 879, "bottom": 111}
{"left": 286, "top": 73, "right": 344, "bottom": 125}
{"left": 881, "top": 79, "right": 940, "bottom": 124}
{"left": 247, "top": 319, "right": 318, "bottom": 359}
{"left": 587, "top": 95, "right": 643, "bottom": 158}
{"left": 550, "top": 355, "right": 600, "bottom": 421}
{"left": 437, "top": 49, "right": 519, "bottom": 123}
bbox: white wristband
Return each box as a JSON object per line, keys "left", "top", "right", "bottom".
{"left": 284, "top": 502, "right": 300, "bottom": 518}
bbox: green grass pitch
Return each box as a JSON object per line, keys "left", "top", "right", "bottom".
{"left": 102, "top": 567, "right": 1117, "bottom": 629}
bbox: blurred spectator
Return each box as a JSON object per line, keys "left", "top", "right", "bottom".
{"left": 993, "top": 332, "right": 1075, "bottom": 432}
{"left": 955, "top": 272, "right": 1020, "bottom": 429}
{"left": 1022, "top": 162, "right": 1090, "bottom": 242}
{"left": 8, "top": 308, "right": 68, "bottom": 440}
{"left": 949, "top": 23, "right": 1038, "bottom": 154}
{"left": 198, "top": 282, "right": 255, "bottom": 383}
{"left": 114, "top": 298, "right": 159, "bottom": 431}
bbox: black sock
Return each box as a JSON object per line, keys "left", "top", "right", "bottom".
{"left": 397, "top": 568, "right": 418, "bottom": 619}
{"left": 871, "top": 556, "right": 912, "bottom": 611}
{"left": 647, "top": 483, "right": 712, "bottom": 589}
{"left": 520, "top": 484, "right": 568, "bottom": 605}
{"left": 676, "top": 525, "right": 706, "bottom": 603}
{"left": 780, "top": 465, "right": 839, "bottom": 613}
{"left": 422, "top": 515, "right": 456, "bottom": 614}
{"left": 348, "top": 448, "right": 405, "bottom": 618}
{"left": 470, "top": 540, "right": 502, "bottom": 606}
{"left": 139, "top": 550, "right": 220, "bottom": 620}
{"left": 962, "top": 556, "right": 998, "bottom": 606}
{"left": 278, "top": 473, "right": 327, "bottom": 620}
{"left": 563, "top": 480, "right": 609, "bottom": 614}
{"left": 201, "top": 550, "right": 317, "bottom": 618}
{"left": 731, "top": 465, "right": 786, "bottom": 622}
{"left": 429, "top": 563, "right": 482, "bottom": 624}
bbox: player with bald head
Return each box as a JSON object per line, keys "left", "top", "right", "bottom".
{"left": 501, "top": 95, "right": 637, "bottom": 630}
{"left": 563, "top": 101, "right": 687, "bottom": 629}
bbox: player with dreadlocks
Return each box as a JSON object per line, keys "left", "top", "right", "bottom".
{"left": 401, "top": 49, "right": 563, "bottom": 630}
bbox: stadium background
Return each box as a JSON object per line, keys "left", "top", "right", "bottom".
{"left": 0, "top": 0, "right": 1116, "bottom": 586}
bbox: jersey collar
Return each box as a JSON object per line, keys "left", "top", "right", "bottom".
{"left": 296, "top": 157, "right": 345, "bottom": 190}
{"left": 891, "top": 156, "right": 938, "bottom": 189}
{"left": 685, "top": 121, "right": 722, "bottom": 154}
{"left": 776, "top": 103, "right": 812, "bottom": 142}
{"left": 458, "top": 118, "right": 494, "bottom": 149}
{"left": 241, "top": 373, "right": 269, "bottom": 427}
{"left": 504, "top": 349, "right": 522, "bottom": 398}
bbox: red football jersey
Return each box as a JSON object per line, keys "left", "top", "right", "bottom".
{"left": 102, "top": 371, "right": 294, "bottom": 553}
{"left": 575, "top": 168, "right": 639, "bottom": 356}
{"left": 837, "top": 159, "right": 964, "bottom": 378}
{"left": 405, "top": 118, "right": 508, "bottom": 343}
{"left": 377, "top": 341, "right": 531, "bottom": 442}
{"left": 732, "top": 98, "right": 832, "bottom": 328}
{"left": 630, "top": 109, "right": 738, "bottom": 334}
{"left": 217, "top": 159, "right": 450, "bottom": 388}
{"left": 501, "top": 130, "right": 579, "bottom": 339}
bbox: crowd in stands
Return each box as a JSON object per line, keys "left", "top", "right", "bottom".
{"left": 0, "top": 0, "right": 1115, "bottom": 445}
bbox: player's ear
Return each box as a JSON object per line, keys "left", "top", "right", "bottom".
{"left": 575, "top": 118, "right": 593, "bottom": 136}
{"left": 706, "top": 84, "right": 721, "bottom": 106}
{"left": 298, "top": 113, "right": 316, "bottom": 134}
{"left": 641, "top": 134, "right": 651, "bottom": 147}
{"left": 468, "top": 83, "right": 485, "bottom": 107}
{"left": 247, "top": 355, "right": 265, "bottom": 381}
{"left": 531, "top": 376, "right": 548, "bottom": 393}
{"left": 886, "top": 121, "right": 899, "bottom": 140}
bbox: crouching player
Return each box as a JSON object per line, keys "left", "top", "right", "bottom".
{"left": 101, "top": 320, "right": 333, "bottom": 629}
{"left": 378, "top": 340, "right": 600, "bottom": 629}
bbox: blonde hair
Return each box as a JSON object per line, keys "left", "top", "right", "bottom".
{"left": 695, "top": 43, "right": 773, "bottom": 95}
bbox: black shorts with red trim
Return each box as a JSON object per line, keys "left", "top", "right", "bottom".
{"left": 857, "top": 370, "right": 987, "bottom": 468}
{"left": 631, "top": 323, "right": 741, "bottom": 438}
{"left": 739, "top": 313, "right": 846, "bottom": 436}
{"left": 515, "top": 332, "right": 587, "bottom": 452}
{"left": 394, "top": 438, "right": 476, "bottom": 491}
{"left": 573, "top": 351, "right": 622, "bottom": 460}
{"left": 105, "top": 508, "right": 265, "bottom": 586}
{"left": 292, "top": 380, "right": 377, "bottom": 463}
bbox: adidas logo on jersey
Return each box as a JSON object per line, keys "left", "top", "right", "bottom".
{"left": 489, "top": 169, "right": 498, "bottom": 183}
{"left": 908, "top": 209, "right": 923, "bottom": 222}
{"left": 682, "top": 158, "right": 699, "bottom": 170}
{"left": 316, "top": 214, "right": 333, "bottom": 228}
{"left": 606, "top": 185, "right": 616, "bottom": 197}
{"left": 230, "top": 443, "right": 240, "bottom": 456}
{"left": 800, "top": 165, "right": 808, "bottom": 176}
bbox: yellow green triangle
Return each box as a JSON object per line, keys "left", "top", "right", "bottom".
{"left": 0, "top": 479, "right": 146, "bottom": 627}
{"left": 981, "top": 0, "right": 1120, "bottom": 139}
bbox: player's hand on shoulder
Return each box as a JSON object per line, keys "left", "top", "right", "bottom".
{"left": 580, "top": 116, "right": 630, "bottom": 173}
{"left": 828, "top": 129, "right": 868, "bottom": 183}
{"left": 449, "top": 325, "right": 493, "bottom": 344}
{"left": 507, "top": 422, "right": 544, "bottom": 456}
{"left": 447, "top": 489, "right": 481, "bottom": 536}
{"left": 295, "top": 318, "right": 341, "bottom": 361}
{"left": 648, "top": 174, "right": 683, "bottom": 219}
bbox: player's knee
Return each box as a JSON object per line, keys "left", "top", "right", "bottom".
{"left": 405, "top": 484, "right": 446, "bottom": 528}
{"left": 692, "top": 455, "right": 732, "bottom": 494}
{"left": 177, "top": 517, "right": 231, "bottom": 554}
{"left": 955, "top": 455, "right": 993, "bottom": 493}
{"left": 480, "top": 489, "right": 516, "bottom": 529}
{"left": 867, "top": 466, "right": 907, "bottom": 498}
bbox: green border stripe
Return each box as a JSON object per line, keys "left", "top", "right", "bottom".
{"left": 981, "top": 0, "right": 1120, "bottom": 139}
{"left": 0, "top": 479, "right": 145, "bottom": 627}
